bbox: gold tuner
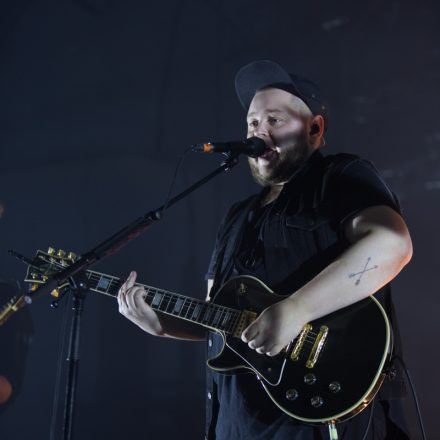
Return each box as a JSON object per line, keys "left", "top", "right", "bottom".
{"left": 30, "top": 284, "right": 39, "bottom": 292}
{"left": 68, "top": 252, "right": 77, "bottom": 262}
{"left": 51, "top": 288, "right": 60, "bottom": 298}
{"left": 47, "top": 247, "right": 55, "bottom": 255}
{"left": 57, "top": 249, "right": 66, "bottom": 258}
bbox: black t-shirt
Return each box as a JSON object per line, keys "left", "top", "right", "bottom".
{"left": 206, "top": 151, "right": 400, "bottom": 289}
{"left": 205, "top": 151, "right": 408, "bottom": 440}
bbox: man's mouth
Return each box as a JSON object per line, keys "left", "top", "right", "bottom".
{"left": 259, "top": 147, "right": 277, "bottom": 161}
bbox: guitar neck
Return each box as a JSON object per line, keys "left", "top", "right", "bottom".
{"left": 85, "top": 270, "right": 239, "bottom": 334}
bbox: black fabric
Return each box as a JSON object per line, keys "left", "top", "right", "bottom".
{"left": 205, "top": 150, "right": 409, "bottom": 440}
{"left": 234, "top": 60, "right": 329, "bottom": 126}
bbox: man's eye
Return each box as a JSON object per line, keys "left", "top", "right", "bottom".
{"left": 268, "top": 117, "right": 280, "bottom": 124}
{"left": 248, "top": 120, "right": 258, "bottom": 127}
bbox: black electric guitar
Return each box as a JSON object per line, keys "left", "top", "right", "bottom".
{"left": 20, "top": 247, "right": 391, "bottom": 424}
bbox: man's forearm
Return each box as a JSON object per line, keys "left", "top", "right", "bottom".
{"left": 286, "top": 225, "right": 412, "bottom": 324}
{"left": 157, "top": 313, "right": 207, "bottom": 341}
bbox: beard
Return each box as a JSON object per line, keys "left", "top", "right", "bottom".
{"left": 248, "top": 130, "right": 312, "bottom": 187}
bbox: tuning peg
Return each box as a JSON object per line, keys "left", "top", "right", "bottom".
{"left": 30, "top": 284, "right": 39, "bottom": 292}
{"left": 67, "top": 252, "right": 77, "bottom": 262}
{"left": 48, "top": 247, "right": 55, "bottom": 255}
{"left": 31, "top": 272, "right": 38, "bottom": 279}
{"left": 57, "top": 249, "right": 66, "bottom": 258}
{"left": 51, "top": 288, "right": 60, "bottom": 298}
{"left": 42, "top": 275, "right": 48, "bottom": 282}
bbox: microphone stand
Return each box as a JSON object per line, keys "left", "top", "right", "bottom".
{"left": 32, "top": 152, "right": 240, "bottom": 440}
{"left": 61, "top": 272, "right": 89, "bottom": 440}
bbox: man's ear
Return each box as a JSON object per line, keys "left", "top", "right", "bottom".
{"left": 309, "top": 115, "right": 325, "bottom": 148}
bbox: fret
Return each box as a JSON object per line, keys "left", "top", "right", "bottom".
{"left": 184, "top": 299, "right": 195, "bottom": 319}
{"left": 222, "top": 311, "right": 232, "bottom": 332}
{"left": 97, "top": 276, "right": 111, "bottom": 292}
{"left": 221, "top": 310, "right": 231, "bottom": 328}
{"left": 227, "top": 311, "right": 239, "bottom": 333}
{"left": 173, "top": 297, "right": 184, "bottom": 314}
{"left": 158, "top": 289, "right": 167, "bottom": 310}
{"left": 212, "top": 309, "right": 222, "bottom": 327}
{"left": 165, "top": 294, "right": 177, "bottom": 314}
{"left": 202, "top": 306, "right": 213, "bottom": 325}
{"left": 144, "top": 287, "right": 155, "bottom": 307}
{"left": 151, "top": 291, "right": 163, "bottom": 308}
{"left": 181, "top": 298, "right": 191, "bottom": 319}
{"left": 158, "top": 292, "right": 171, "bottom": 312}
{"left": 191, "top": 303, "right": 202, "bottom": 321}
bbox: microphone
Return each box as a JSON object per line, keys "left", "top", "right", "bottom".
{"left": 191, "top": 137, "right": 266, "bottom": 158}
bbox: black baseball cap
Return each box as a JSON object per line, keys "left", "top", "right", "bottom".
{"left": 235, "top": 60, "right": 328, "bottom": 128}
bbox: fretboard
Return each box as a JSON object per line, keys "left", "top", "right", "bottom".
{"left": 85, "top": 270, "right": 240, "bottom": 334}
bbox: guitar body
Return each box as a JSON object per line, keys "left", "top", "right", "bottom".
{"left": 207, "top": 275, "right": 391, "bottom": 424}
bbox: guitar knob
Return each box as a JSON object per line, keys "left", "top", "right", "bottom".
{"left": 67, "top": 252, "right": 77, "bottom": 262}
{"left": 304, "top": 373, "right": 316, "bottom": 385}
{"left": 329, "top": 381, "right": 341, "bottom": 393}
{"left": 57, "top": 249, "right": 66, "bottom": 258}
{"left": 285, "top": 389, "right": 298, "bottom": 401}
{"left": 310, "top": 396, "right": 323, "bottom": 407}
{"left": 51, "top": 288, "right": 61, "bottom": 298}
{"left": 47, "top": 247, "right": 55, "bottom": 255}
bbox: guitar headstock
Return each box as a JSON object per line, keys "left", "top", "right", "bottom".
{"left": 0, "top": 247, "right": 79, "bottom": 326}
{"left": 24, "top": 247, "right": 77, "bottom": 297}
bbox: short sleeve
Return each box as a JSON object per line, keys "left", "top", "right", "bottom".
{"left": 329, "top": 158, "right": 401, "bottom": 225}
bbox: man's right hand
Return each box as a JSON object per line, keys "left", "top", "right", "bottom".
{"left": 118, "top": 271, "right": 165, "bottom": 336}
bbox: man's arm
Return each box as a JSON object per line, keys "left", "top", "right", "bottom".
{"left": 241, "top": 205, "right": 413, "bottom": 356}
{"left": 118, "top": 271, "right": 206, "bottom": 341}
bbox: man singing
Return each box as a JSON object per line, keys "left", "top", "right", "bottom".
{"left": 118, "top": 60, "right": 412, "bottom": 439}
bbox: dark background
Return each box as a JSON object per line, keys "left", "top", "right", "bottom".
{"left": 0, "top": 0, "right": 438, "bottom": 439}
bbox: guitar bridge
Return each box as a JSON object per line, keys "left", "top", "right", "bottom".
{"left": 232, "top": 310, "right": 258, "bottom": 339}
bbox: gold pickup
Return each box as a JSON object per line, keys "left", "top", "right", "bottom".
{"left": 290, "top": 324, "right": 313, "bottom": 361}
{"left": 306, "top": 325, "right": 329, "bottom": 368}
{"left": 232, "top": 310, "right": 258, "bottom": 338}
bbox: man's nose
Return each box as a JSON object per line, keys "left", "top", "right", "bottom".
{"left": 252, "top": 123, "right": 271, "bottom": 138}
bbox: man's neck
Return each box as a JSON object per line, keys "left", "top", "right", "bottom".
{"left": 258, "top": 149, "right": 323, "bottom": 207}
{"left": 259, "top": 184, "right": 284, "bottom": 207}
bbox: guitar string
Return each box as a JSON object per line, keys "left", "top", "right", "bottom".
{"left": 86, "top": 272, "right": 320, "bottom": 340}
{"left": 87, "top": 273, "right": 320, "bottom": 344}
{"left": 87, "top": 273, "right": 240, "bottom": 332}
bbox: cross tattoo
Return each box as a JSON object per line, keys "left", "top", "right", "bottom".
{"left": 349, "top": 257, "right": 378, "bottom": 285}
